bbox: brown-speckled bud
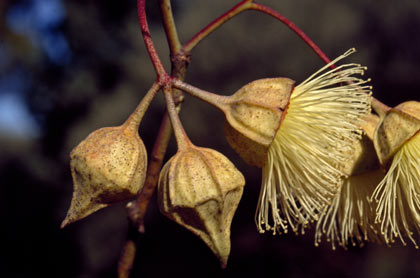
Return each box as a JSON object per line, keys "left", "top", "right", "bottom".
{"left": 158, "top": 145, "right": 245, "bottom": 268}
{"left": 61, "top": 123, "right": 147, "bottom": 228}
{"left": 224, "top": 78, "right": 294, "bottom": 167}
{"left": 374, "top": 101, "right": 420, "bottom": 166}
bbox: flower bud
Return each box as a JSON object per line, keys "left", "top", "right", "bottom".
{"left": 158, "top": 145, "right": 245, "bottom": 268}
{"left": 61, "top": 123, "right": 147, "bottom": 228}
{"left": 374, "top": 101, "right": 420, "bottom": 166}
{"left": 224, "top": 78, "right": 294, "bottom": 167}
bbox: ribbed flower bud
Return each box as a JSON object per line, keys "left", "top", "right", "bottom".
{"left": 158, "top": 145, "right": 245, "bottom": 268}
{"left": 224, "top": 78, "right": 294, "bottom": 167}
{"left": 61, "top": 123, "right": 147, "bottom": 228}
{"left": 372, "top": 101, "right": 420, "bottom": 247}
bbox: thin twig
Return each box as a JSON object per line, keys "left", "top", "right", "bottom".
{"left": 159, "top": 0, "right": 182, "bottom": 54}
{"left": 249, "top": 3, "right": 331, "bottom": 65}
{"left": 183, "top": 1, "right": 330, "bottom": 66}
{"left": 123, "top": 82, "right": 161, "bottom": 134}
{"left": 372, "top": 97, "right": 391, "bottom": 118}
{"left": 119, "top": 1, "right": 188, "bottom": 277}
{"left": 249, "top": 3, "right": 391, "bottom": 113}
{"left": 163, "top": 86, "right": 191, "bottom": 150}
{"left": 137, "top": 0, "right": 167, "bottom": 77}
{"left": 117, "top": 227, "right": 138, "bottom": 278}
{"left": 171, "top": 78, "right": 229, "bottom": 111}
{"left": 184, "top": 0, "right": 254, "bottom": 52}
{"left": 120, "top": 109, "right": 174, "bottom": 278}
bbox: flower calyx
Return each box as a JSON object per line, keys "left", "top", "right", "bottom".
{"left": 374, "top": 101, "right": 420, "bottom": 167}
{"left": 224, "top": 78, "right": 294, "bottom": 167}
{"left": 344, "top": 114, "right": 381, "bottom": 176}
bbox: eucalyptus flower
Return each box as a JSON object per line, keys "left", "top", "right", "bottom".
{"left": 253, "top": 49, "right": 371, "bottom": 234}
{"left": 315, "top": 115, "right": 384, "bottom": 249}
{"left": 372, "top": 101, "right": 420, "bottom": 248}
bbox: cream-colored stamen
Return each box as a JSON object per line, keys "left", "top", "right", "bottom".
{"left": 256, "top": 49, "right": 371, "bottom": 234}
{"left": 372, "top": 133, "right": 420, "bottom": 248}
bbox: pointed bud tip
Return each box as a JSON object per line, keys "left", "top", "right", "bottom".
{"left": 60, "top": 216, "right": 73, "bottom": 229}
{"left": 219, "top": 256, "right": 228, "bottom": 269}
{"left": 60, "top": 220, "right": 68, "bottom": 229}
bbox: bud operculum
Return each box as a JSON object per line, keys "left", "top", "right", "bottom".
{"left": 158, "top": 145, "right": 245, "bottom": 268}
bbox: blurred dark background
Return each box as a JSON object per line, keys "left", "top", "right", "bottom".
{"left": 1, "top": 0, "right": 420, "bottom": 277}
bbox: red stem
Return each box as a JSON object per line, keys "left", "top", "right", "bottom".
{"left": 137, "top": 0, "right": 167, "bottom": 77}
{"left": 183, "top": 1, "right": 332, "bottom": 67}
{"left": 184, "top": 0, "right": 253, "bottom": 52}
{"left": 250, "top": 3, "right": 332, "bottom": 66}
